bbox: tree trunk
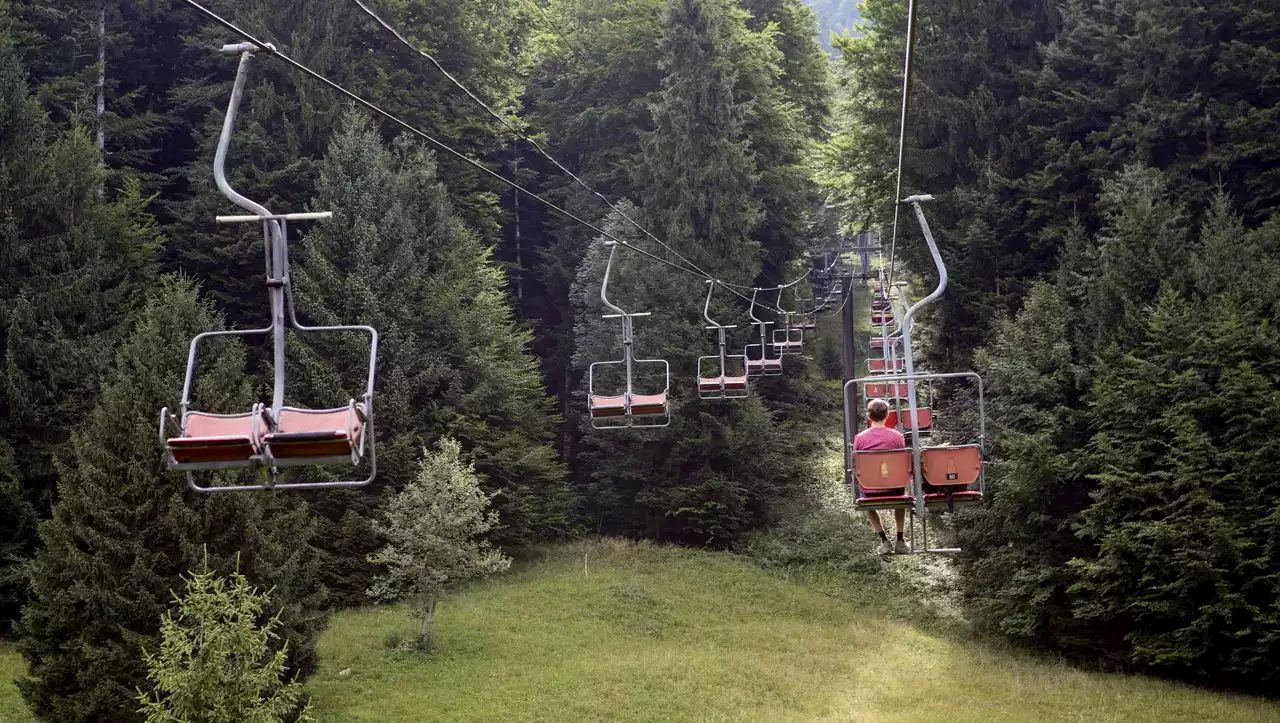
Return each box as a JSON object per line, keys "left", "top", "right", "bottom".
{"left": 95, "top": 3, "right": 106, "bottom": 198}
{"left": 513, "top": 159, "right": 523, "bottom": 305}
{"left": 426, "top": 598, "right": 437, "bottom": 646}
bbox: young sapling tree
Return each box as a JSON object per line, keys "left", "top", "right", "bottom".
{"left": 367, "top": 438, "right": 511, "bottom": 647}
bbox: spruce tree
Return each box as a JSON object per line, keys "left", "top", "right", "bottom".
{"left": 0, "top": 19, "right": 158, "bottom": 632}
{"left": 18, "top": 277, "right": 325, "bottom": 722}
{"left": 291, "top": 111, "right": 567, "bottom": 603}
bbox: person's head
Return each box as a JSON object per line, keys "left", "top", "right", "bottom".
{"left": 866, "top": 398, "right": 890, "bottom": 426}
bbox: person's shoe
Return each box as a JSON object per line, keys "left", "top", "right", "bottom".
{"left": 893, "top": 539, "right": 912, "bottom": 554}
{"left": 876, "top": 539, "right": 893, "bottom": 555}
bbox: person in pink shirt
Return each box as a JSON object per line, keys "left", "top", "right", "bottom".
{"left": 854, "top": 398, "right": 911, "bottom": 554}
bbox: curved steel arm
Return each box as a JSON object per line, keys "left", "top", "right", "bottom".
{"left": 703, "top": 280, "right": 722, "bottom": 327}
{"left": 213, "top": 50, "right": 273, "bottom": 219}
{"left": 747, "top": 288, "right": 772, "bottom": 325}
{"left": 900, "top": 195, "right": 946, "bottom": 332}
{"left": 599, "top": 242, "right": 627, "bottom": 316}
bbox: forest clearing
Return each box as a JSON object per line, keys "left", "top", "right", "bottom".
{"left": 4, "top": 0, "right": 1279, "bottom": 719}
{"left": 6, "top": 541, "right": 1276, "bottom": 722}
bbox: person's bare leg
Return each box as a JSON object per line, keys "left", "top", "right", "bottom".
{"left": 866, "top": 510, "right": 884, "bottom": 532}
{"left": 867, "top": 510, "right": 892, "bottom": 553}
{"left": 893, "top": 508, "right": 910, "bottom": 552}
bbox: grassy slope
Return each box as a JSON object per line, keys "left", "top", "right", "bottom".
{"left": 0, "top": 644, "right": 33, "bottom": 722}
{"left": 306, "top": 540, "right": 1280, "bottom": 722}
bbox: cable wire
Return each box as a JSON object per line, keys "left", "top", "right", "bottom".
{"left": 884, "top": 0, "right": 919, "bottom": 292}
{"left": 175, "top": 0, "right": 766, "bottom": 306}
{"left": 351, "top": 0, "right": 734, "bottom": 286}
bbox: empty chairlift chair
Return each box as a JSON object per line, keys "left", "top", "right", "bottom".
{"left": 744, "top": 289, "right": 783, "bottom": 377}
{"left": 867, "top": 358, "right": 905, "bottom": 374}
{"left": 698, "top": 280, "right": 750, "bottom": 399}
{"left": 885, "top": 407, "right": 933, "bottom": 433}
{"left": 588, "top": 242, "right": 671, "bottom": 428}
{"left": 772, "top": 289, "right": 804, "bottom": 355}
{"left": 160, "top": 44, "right": 377, "bottom": 493}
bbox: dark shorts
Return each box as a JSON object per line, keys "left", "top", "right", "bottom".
{"left": 861, "top": 488, "right": 906, "bottom": 498}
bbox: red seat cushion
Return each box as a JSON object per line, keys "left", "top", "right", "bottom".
{"left": 590, "top": 395, "right": 628, "bottom": 417}
{"left": 629, "top": 393, "right": 667, "bottom": 416}
{"left": 168, "top": 412, "right": 261, "bottom": 464}
{"left": 925, "top": 491, "right": 983, "bottom": 504}
{"left": 265, "top": 408, "right": 359, "bottom": 459}
{"left": 856, "top": 494, "right": 914, "bottom": 506}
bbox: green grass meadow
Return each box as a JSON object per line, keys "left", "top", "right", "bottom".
{"left": 305, "top": 540, "right": 1280, "bottom": 722}
{"left": 0, "top": 643, "right": 34, "bottom": 722}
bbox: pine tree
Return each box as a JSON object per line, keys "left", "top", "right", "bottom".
{"left": 1071, "top": 290, "right": 1280, "bottom": 691}
{"left": 291, "top": 111, "right": 566, "bottom": 603}
{"left": 18, "top": 277, "right": 325, "bottom": 722}
{"left": 136, "top": 555, "right": 313, "bottom": 723}
{"left": 0, "top": 18, "right": 159, "bottom": 632}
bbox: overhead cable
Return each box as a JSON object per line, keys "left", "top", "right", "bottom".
{"left": 175, "top": 0, "right": 765, "bottom": 305}
{"left": 885, "top": 0, "right": 919, "bottom": 292}
{"left": 351, "top": 0, "right": 736, "bottom": 287}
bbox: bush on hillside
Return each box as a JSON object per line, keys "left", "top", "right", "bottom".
{"left": 367, "top": 439, "right": 511, "bottom": 648}
{"left": 136, "top": 555, "right": 312, "bottom": 723}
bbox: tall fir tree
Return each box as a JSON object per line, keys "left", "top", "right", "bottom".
{"left": 291, "top": 111, "right": 567, "bottom": 604}
{"left": 0, "top": 14, "right": 158, "bottom": 632}
{"left": 18, "top": 277, "right": 325, "bottom": 722}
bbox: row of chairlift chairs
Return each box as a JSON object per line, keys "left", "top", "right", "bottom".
{"left": 846, "top": 196, "right": 987, "bottom": 555}
{"left": 158, "top": 46, "right": 985, "bottom": 521}
{"left": 587, "top": 242, "right": 833, "bottom": 429}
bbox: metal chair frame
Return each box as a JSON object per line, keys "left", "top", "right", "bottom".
{"left": 160, "top": 44, "right": 378, "bottom": 493}
{"left": 744, "top": 289, "right": 783, "bottom": 377}
{"left": 846, "top": 195, "right": 987, "bottom": 554}
{"left": 697, "top": 281, "right": 749, "bottom": 400}
{"left": 587, "top": 242, "right": 671, "bottom": 429}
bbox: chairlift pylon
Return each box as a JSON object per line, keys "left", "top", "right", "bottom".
{"left": 159, "top": 43, "right": 378, "bottom": 493}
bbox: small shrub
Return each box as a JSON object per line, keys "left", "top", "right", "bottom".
{"left": 136, "top": 554, "right": 312, "bottom": 723}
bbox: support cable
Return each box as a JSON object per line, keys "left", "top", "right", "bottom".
{"left": 176, "top": 0, "right": 769, "bottom": 306}
{"left": 352, "top": 0, "right": 738, "bottom": 288}
{"left": 884, "top": 0, "right": 920, "bottom": 292}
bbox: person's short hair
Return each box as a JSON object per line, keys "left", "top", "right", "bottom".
{"left": 866, "top": 398, "right": 890, "bottom": 422}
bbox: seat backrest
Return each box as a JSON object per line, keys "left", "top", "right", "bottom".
{"left": 277, "top": 407, "right": 358, "bottom": 435}
{"left": 901, "top": 407, "right": 932, "bottom": 430}
{"left": 852, "top": 449, "right": 913, "bottom": 492}
{"left": 868, "top": 359, "right": 904, "bottom": 373}
{"left": 920, "top": 445, "right": 982, "bottom": 486}
{"left": 183, "top": 411, "right": 258, "bottom": 439}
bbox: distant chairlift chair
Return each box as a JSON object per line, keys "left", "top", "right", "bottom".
{"left": 772, "top": 289, "right": 804, "bottom": 355}
{"left": 698, "top": 281, "right": 750, "bottom": 399}
{"left": 744, "top": 289, "right": 784, "bottom": 377}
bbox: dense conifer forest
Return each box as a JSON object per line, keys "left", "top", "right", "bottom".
{"left": 1, "top": 0, "right": 1278, "bottom": 718}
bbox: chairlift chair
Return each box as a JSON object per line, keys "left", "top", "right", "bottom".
{"left": 587, "top": 242, "right": 671, "bottom": 428}
{"left": 771, "top": 289, "right": 804, "bottom": 354}
{"left": 867, "top": 358, "right": 905, "bottom": 374}
{"left": 843, "top": 195, "right": 987, "bottom": 554}
{"left": 744, "top": 289, "right": 783, "bottom": 377}
{"left": 160, "top": 44, "right": 378, "bottom": 493}
{"left": 698, "top": 281, "right": 749, "bottom": 399}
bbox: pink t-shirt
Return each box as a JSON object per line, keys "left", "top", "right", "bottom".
{"left": 854, "top": 425, "right": 906, "bottom": 451}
